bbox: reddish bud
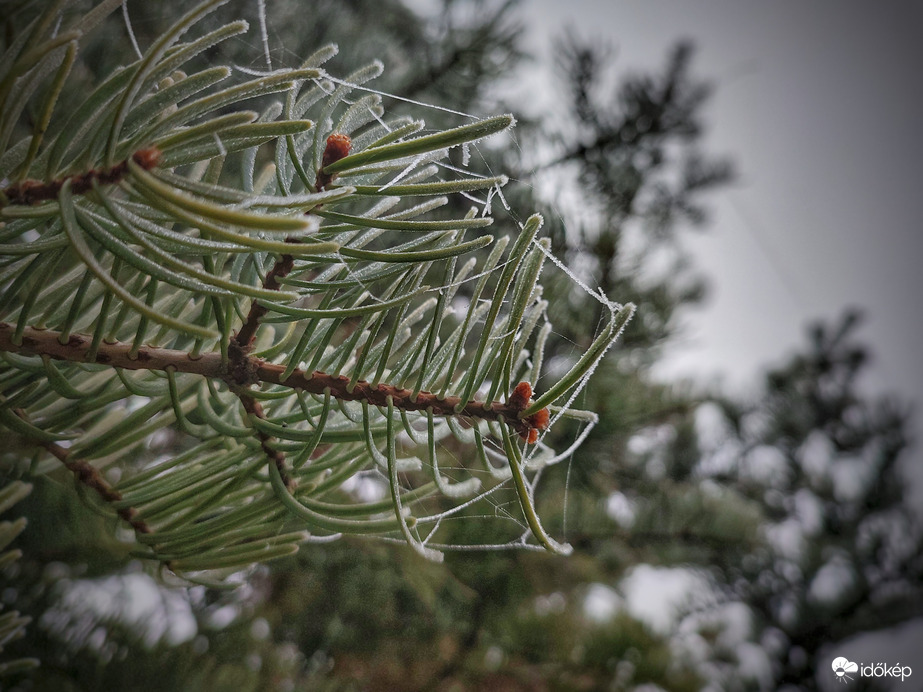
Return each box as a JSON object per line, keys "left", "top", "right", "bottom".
{"left": 132, "top": 147, "right": 162, "bottom": 170}
{"left": 526, "top": 407, "right": 550, "bottom": 432}
{"left": 509, "top": 381, "right": 532, "bottom": 410}
{"left": 321, "top": 133, "right": 352, "bottom": 168}
{"left": 316, "top": 133, "right": 352, "bottom": 190}
{"left": 510, "top": 381, "right": 549, "bottom": 444}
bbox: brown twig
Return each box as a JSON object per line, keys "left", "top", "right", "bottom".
{"left": 1, "top": 323, "right": 550, "bottom": 440}
{"left": 14, "top": 410, "right": 152, "bottom": 535}
{"left": 1, "top": 147, "right": 161, "bottom": 206}
{"left": 233, "top": 133, "right": 353, "bottom": 352}
{"left": 233, "top": 251, "right": 295, "bottom": 352}
{"left": 233, "top": 387, "right": 294, "bottom": 488}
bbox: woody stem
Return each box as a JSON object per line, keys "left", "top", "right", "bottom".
{"left": 0, "top": 323, "right": 545, "bottom": 438}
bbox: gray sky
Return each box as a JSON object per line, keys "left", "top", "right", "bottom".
{"left": 519, "top": 1, "right": 923, "bottom": 413}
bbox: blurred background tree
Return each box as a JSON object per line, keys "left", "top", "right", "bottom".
{"left": 2, "top": 1, "right": 919, "bottom": 690}
{"left": 689, "top": 311, "right": 922, "bottom": 690}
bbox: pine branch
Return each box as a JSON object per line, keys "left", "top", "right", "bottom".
{"left": 11, "top": 409, "right": 152, "bottom": 536}
{"left": 0, "top": 147, "right": 161, "bottom": 207}
{"left": 0, "top": 479, "right": 39, "bottom": 678}
{"left": 0, "top": 323, "right": 550, "bottom": 440}
{"left": 0, "top": 1, "right": 629, "bottom": 569}
{"left": 234, "top": 133, "right": 351, "bottom": 351}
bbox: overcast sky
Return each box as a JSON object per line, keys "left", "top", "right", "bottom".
{"left": 515, "top": 1, "right": 923, "bottom": 411}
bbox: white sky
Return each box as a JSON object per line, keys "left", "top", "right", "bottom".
{"left": 516, "top": 1, "right": 923, "bottom": 409}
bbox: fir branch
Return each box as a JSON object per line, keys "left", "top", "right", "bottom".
{"left": 233, "top": 249, "right": 296, "bottom": 351}
{"left": 234, "top": 133, "right": 351, "bottom": 351}
{"left": 11, "top": 409, "right": 152, "bottom": 536}
{"left": 233, "top": 385, "right": 293, "bottom": 489}
{"left": 0, "top": 323, "right": 550, "bottom": 440}
{"left": 0, "top": 147, "right": 161, "bottom": 206}
{"left": 0, "top": 2, "right": 602, "bottom": 565}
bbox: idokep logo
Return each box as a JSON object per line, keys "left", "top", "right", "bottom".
{"left": 832, "top": 657, "right": 858, "bottom": 683}
{"left": 831, "top": 656, "right": 913, "bottom": 684}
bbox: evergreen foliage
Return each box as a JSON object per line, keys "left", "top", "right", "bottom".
{"left": 0, "top": 480, "right": 38, "bottom": 678}
{"left": 0, "top": 0, "right": 631, "bottom": 588}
